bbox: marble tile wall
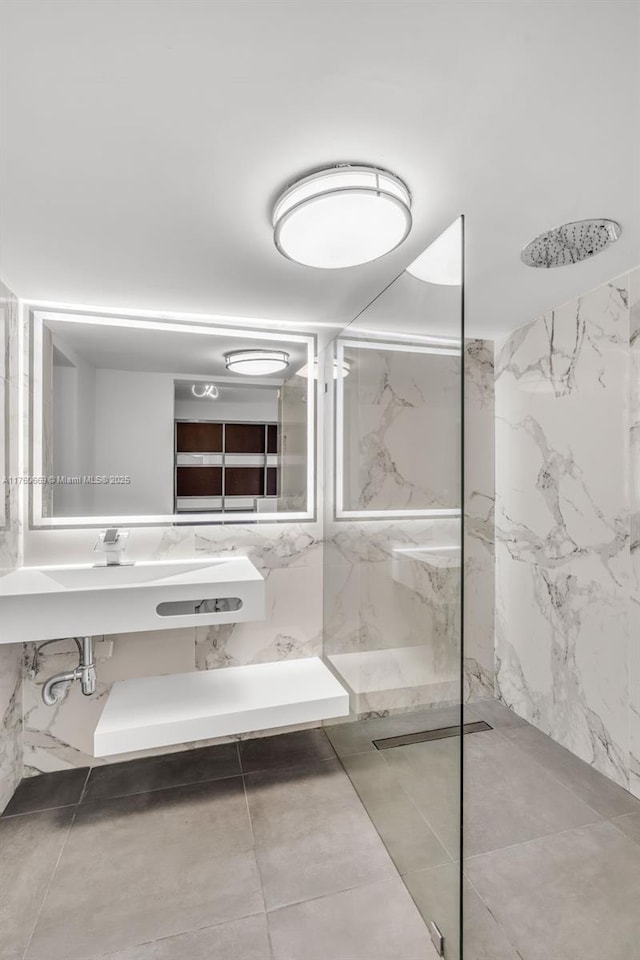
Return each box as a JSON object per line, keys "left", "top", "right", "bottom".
{"left": 323, "top": 518, "right": 462, "bottom": 715}
{"left": 495, "top": 271, "right": 639, "bottom": 796}
{"left": 0, "top": 281, "right": 20, "bottom": 569}
{"left": 0, "top": 280, "right": 23, "bottom": 810}
{"left": 340, "top": 345, "right": 460, "bottom": 512}
{"left": 323, "top": 340, "right": 495, "bottom": 716}
{"left": 629, "top": 267, "right": 640, "bottom": 798}
{"left": 464, "top": 339, "right": 496, "bottom": 702}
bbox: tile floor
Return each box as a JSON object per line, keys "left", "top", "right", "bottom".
{"left": 2, "top": 701, "right": 640, "bottom": 960}
{"left": 0, "top": 729, "right": 437, "bottom": 960}
{"left": 327, "top": 699, "right": 640, "bottom": 960}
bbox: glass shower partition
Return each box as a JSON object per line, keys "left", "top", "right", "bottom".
{"left": 321, "top": 217, "right": 465, "bottom": 959}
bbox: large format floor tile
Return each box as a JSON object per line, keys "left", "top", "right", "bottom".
{"left": 465, "top": 821, "right": 640, "bottom": 960}
{"left": 612, "top": 812, "right": 640, "bottom": 846}
{"left": 462, "top": 730, "right": 602, "bottom": 855}
{"left": 465, "top": 699, "right": 528, "bottom": 730}
{"left": 384, "top": 729, "right": 601, "bottom": 859}
{"left": 341, "top": 751, "right": 450, "bottom": 874}
{"left": 381, "top": 737, "right": 461, "bottom": 859}
{"left": 502, "top": 723, "right": 640, "bottom": 819}
{"left": 82, "top": 742, "right": 241, "bottom": 802}
{"left": 93, "top": 914, "right": 272, "bottom": 960}
{"left": 2, "top": 768, "right": 89, "bottom": 816}
{"left": 0, "top": 807, "right": 75, "bottom": 960}
{"left": 239, "top": 728, "right": 336, "bottom": 774}
{"left": 268, "top": 877, "right": 438, "bottom": 960}
{"left": 461, "top": 881, "right": 523, "bottom": 960}
{"left": 26, "top": 778, "right": 264, "bottom": 960}
{"left": 404, "top": 866, "right": 522, "bottom": 960}
{"left": 246, "top": 758, "right": 396, "bottom": 909}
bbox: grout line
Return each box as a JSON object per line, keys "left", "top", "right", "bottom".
{"left": 376, "top": 746, "right": 461, "bottom": 863}
{"left": 2, "top": 801, "right": 81, "bottom": 820}
{"left": 76, "top": 766, "right": 92, "bottom": 805}
{"left": 246, "top": 747, "right": 407, "bottom": 922}
{"left": 332, "top": 746, "right": 455, "bottom": 949}
{"left": 462, "top": 817, "right": 612, "bottom": 865}
{"left": 8, "top": 751, "right": 343, "bottom": 816}
{"left": 90, "top": 911, "right": 271, "bottom": 958}
{"left": 240, "top": 755, "right": 338, "bottom": 780}
{"left": 265, "top": 873, "right": 406, "bottom": 917}
{"left": 79, "top": 769, "right": 246, "bottom": 805}
{"left": 21, "top": 805, "right": 78, "bottom": 960}
{"left": 463, "top": 871, "right": 528, "bottom": 960}
{"left": 482, "top": 727, "right": 607, "bottom": 822}
{"left": 240, "top": 764, "right": 274, "bottom": 958}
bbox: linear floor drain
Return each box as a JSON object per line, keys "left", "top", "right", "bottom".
{"left": 373, "top": 720, "right": 492, "bottom": 750}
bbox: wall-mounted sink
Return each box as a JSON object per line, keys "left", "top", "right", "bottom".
{"left": 0, "top": 557, "right": 265, "bottom": 643}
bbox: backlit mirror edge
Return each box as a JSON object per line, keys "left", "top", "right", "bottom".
{"left": 28, "top": 308, "right": 318, "bottom": 529}
{"left": 333, "top": 335, "right": 463, "bottom": 521}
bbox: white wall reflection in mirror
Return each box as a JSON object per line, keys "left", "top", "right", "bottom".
{"left": 30, "top": 311, "right": 316, "bottom": 526}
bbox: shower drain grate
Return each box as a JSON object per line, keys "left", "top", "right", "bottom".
{"left": 373, "top": 720, "right": 492, "bottom": 750}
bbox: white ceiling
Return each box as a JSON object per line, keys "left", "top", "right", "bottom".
{"left": 1, "top": 0, "right": 638, "bottom": 341}
{"left": 47, "top": 317, "right": 308, "bottom": 378}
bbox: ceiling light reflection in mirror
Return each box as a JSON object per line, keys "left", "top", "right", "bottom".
{"left": 296, "top": 357, "right": 351, "bottom": 380}
{"left": 30, "top": 311, "right": 315, "bottom": 527}
{"left": 225, "top": 350, "right": 290, "bottom": 376}
{"left": 191, "top": 383, "right": 219, "bottom": 399}
{"left": 405, "top": 218, "right": 462, "bottom": 286}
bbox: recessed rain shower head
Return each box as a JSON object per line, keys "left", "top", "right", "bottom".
{"left": 521, "top": 219, "right": 621, "bottom": 268}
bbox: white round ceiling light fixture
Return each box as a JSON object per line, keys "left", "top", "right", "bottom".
{"left": 224, "top": 350, "right": 290, "bottom": 376}
{"left": 273, "top": 164, "right": 412, "bottom": 269}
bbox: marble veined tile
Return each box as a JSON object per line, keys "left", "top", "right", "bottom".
{"left": 629, "top": 266, "right": 640, "bottom": 799}
{"left": 495, "top": 275, "right": 634, "bottom": 791}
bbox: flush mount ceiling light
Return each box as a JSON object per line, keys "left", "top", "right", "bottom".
{"left": 296, "top": 357, "right": 351, "bottom": 380}
{"left": 272, "top": 164, "right": 412, "bottom": 268}
{"left": 191, "top": 383, "right": 219, "bottom": 399}
{"left": 405, "top": 218, "right": 462, "bottom": 286}
{"left": 224, "top": 349, "right": 289, "bottom": 376}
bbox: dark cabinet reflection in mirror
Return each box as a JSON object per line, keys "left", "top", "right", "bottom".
{"left": 175, "top": 421, "right": 279, "bottom": 514}
{"left": 32, "top": 310, "right": 313, "bottom": 523}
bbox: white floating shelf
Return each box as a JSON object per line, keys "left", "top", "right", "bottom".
{"left": 94, "top": 657, "right": 350, "bottom": 757}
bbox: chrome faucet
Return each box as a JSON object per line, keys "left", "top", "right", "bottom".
{"left": 93, "top": 527, "right": 131, "bottom": 566}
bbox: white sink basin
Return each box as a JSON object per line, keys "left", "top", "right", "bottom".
{"left": 42, "top": 562, "right": 210, "bottom": 589}
{"left": 0, "top": 557, "right": 265, "bottom": 644}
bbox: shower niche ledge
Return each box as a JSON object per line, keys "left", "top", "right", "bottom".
{"left": 94, "top": 657, "right": 350, "bottom": 756}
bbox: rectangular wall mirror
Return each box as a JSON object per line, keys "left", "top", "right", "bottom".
{"left": 30, "top": 311, "right": 316, "bottom": 526}
{"left": 0, "top": 302, "right": 7, "bottom": 531}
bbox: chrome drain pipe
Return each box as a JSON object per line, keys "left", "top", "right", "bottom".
{"left": 40, "top": 636, "right": 97, "bottom": 705}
